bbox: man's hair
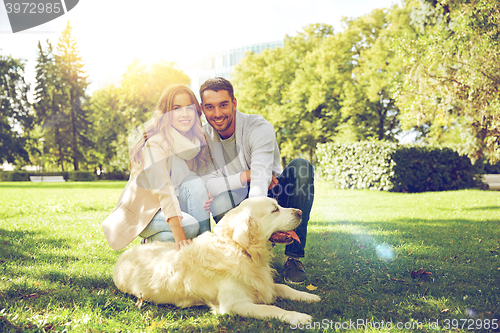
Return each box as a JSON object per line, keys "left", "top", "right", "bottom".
{"left": 199, "top": 77, "right": 234, "bottom": 103}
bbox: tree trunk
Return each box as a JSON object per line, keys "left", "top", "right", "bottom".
{"left": 70, "top": 89, "right": 79, "bottom": 171}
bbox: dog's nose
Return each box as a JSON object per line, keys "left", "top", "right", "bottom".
{"left": 295, "top": 209, "right": 302, "bottom": 218}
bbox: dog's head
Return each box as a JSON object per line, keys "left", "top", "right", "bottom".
{"left": 215, "top": 197, "right": 302, "bottom": 256}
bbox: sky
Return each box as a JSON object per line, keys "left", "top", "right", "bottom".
{"left": 0, "top": 0, "right": 401, "bottom": 92}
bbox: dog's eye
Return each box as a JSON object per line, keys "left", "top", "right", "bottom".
{"left": 272, "top": 206, "right": 279, "bottom": 213}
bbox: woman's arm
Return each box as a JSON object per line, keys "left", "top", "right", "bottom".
{"left": 168, "top": 216, "right": 191, "bottom": 250}
{"left": 143, "top": 135, "right": 191, "bottom": 250}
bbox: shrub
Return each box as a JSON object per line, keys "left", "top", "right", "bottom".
{"left": 483, "top": 160, "right": 500, "bottom": 174}
{"left": 68, "top": 171, "right": 97, "bottom": 182}
{"left": 0, "top": 171, "right": 30, "bottom": 181}
{"left": 99, "top": 171, "right": 129, "bottom": 180}
{"left": 316, "top": 141, "right": 482, "bottom": 192}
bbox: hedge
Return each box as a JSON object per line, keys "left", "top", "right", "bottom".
{"left": 0, "top": 171, "right": 95, "bottom": 182}
{"left": 316, "top": 141, "right": 483, "bottom": 192}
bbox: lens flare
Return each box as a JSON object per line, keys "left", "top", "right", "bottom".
{"left": 466, "top": 308, "right": 477, "bottom": 318}
{"left": 375, "top": 243, "right": 395, "bottom": 261}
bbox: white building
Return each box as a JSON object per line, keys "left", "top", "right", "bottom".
{"left": 183, "top": 41, "right": 284, "bottom": 98}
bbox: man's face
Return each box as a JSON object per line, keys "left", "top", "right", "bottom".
{"left": 201, "top": 90, "right": 237, "bottom": 139}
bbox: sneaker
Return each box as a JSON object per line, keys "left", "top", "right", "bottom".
{"left": 284, "top": 258, "right": 306, "bottom": 284}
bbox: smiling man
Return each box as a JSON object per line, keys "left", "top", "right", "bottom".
{"left": 199, "top": 77, "right": 315, "bottom": 284}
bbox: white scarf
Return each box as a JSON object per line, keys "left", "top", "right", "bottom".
{"left": 167, "top": 127, "right": 201, "bottom": 194}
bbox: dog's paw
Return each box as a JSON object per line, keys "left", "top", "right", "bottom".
{"left": 303, "top": 293, "right": 321, "bottom": 303}
{"left": 284, "top": 311, "right": 313, "bottom": 325}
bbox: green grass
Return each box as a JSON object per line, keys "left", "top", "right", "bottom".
{"left": 0, "top": 181, "right": 499, "bottom": 332}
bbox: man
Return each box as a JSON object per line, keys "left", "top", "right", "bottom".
{"left": 200, "top": 77, "right": 314, "bottom": 284}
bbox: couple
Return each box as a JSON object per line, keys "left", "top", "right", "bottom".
{"left": 102, "top": 77, "right": 314, "bottom": 284}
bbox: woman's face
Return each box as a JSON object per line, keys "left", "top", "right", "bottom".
{"left": 170, "top": 93, "right": 197, "bottom": 135}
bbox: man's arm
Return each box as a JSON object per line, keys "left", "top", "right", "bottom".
{"left": 200, "top": 152, "right": 246, "bottom": 197}
{"left": 247, "top": 121, "right": 279, "bottom": 197}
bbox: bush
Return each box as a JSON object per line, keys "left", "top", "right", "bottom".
{"left": 99, "top": 171, "right": 129, "bottom": 180}
{"left": 316, "top": 141, "right": 482, "bottom": 192}
{"left": 483, "top": 161, "right": 500, "bottom": 174}
{"left": 68, "top": 171, "right": 97, "bottom": 181}
{"left": 0, "top": 171, "right": 30, "bottom": 181}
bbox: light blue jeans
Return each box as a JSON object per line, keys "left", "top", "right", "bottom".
{"left": 139, "top": 175, "right": 210, "bottom": 242}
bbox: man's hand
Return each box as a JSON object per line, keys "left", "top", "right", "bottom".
{"left": 240, "top": 170, "right": 278, "bottom": 190}
{"left": 204, "top": 193, "right": 214, "bottom": 212}
{"left": 268, "top": 175, "right": 279, "bottom": 190}
{"left": 240, "top": 170, "right": 251, "bottom": 186}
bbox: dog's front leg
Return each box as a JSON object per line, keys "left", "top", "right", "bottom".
{"left": 217, "top": 281, "right": 314, "bottom": 325}
{"left": 229, "top": 301, "right": 314, "bottom": 325}
{"left": 274, "top": 283, "right": 321, "bottom": 303}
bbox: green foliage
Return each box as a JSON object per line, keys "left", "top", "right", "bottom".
{"left": 0, "top": 55, "right": 33, "bottom": 165}
{"left": 85, "top": 85, "right": 128, "bottom": 172}
{"left": 393, "top": 0, "right": 500, "bottom": 162}
{"left": 120, "top": 58, "right": 190, "bottom": 129}
{"left": 0, "top": 171, "right": 30, "bottom": 181}
{"left": 99, "top": 171, "right": 129, "bottom": 180}
{"left": 233, "top": 9, "right": 414, "bottom": 164}
{"left": 34, "top": 22, "right": 91, "bottom": 172}
{"left": 317, "top": 141, "right": 482, "bottom": 192}
{"left": 56, "top": 22, "right": 91, "bottom": 171}
{"left": 0, "top": 171, "right": 100, "bottom": 182}
{"left": 68, "top": 171, "right": 97, "bottom": 181}
{"left": 84, "top": 60, "right": 190, "bottom": 174}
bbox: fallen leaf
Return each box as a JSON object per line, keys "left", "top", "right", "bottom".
{"left": 306, "top": 284, "right": 317, "bottom": 291}
{"left": 411, "top": 268, "right": 432, "bottom": 277}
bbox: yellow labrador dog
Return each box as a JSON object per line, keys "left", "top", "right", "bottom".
{"left": 113, "top": 197, "right": 320, "bottom": 324}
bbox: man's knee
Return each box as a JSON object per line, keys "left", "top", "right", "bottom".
{"left": 285, "top": 158, "right": 314, "bottom": 182}
{"left": 283, "top": 159, "right": 314, "bottom": 200}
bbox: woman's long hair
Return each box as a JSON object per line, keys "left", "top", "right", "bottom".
{"left": 129, "top": 84, "right": 210, "bottom": 175}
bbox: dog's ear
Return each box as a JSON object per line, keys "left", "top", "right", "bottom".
{"left": 232, "top": 211, "right": 251, "bottom": 248}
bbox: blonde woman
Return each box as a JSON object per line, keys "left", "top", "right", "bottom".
{"left": 103, "top": 84, "right": 210, "bottom": 251}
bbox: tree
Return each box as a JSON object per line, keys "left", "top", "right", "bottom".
{"left": 56, "top": 21, "right": 91, "bottom": 171}
{"left": 339, "top": 6, "right": 416, "bottom": 142}
{"left": 233, "top": 24, "right": 336, "bottom": 165}
{"left": 393, "top": 0, "right": 500, "bottom": 162}
{"left": 0, "top": 54, "right": 33, "bottom": 165}
{"left": 34, "top": 40, "right": 71, "bottom": 170}
{"left": 233, "top": 14, "right": 412, "bottom": 164}
{"left": 86, "top": 84, "right": 128, "bottom": 172}
{"left": 120, "top": 59, "right": 190, "bottom": 128}
{"left": 85, "top": 59, "right": 191, "bottom": 174}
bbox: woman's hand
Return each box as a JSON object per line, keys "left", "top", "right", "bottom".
{"left": 204, "top": 193, "right": 214, "bottom": 212}
{"left": 176, "top": 238, "right": 192, "bottom": 251}
{"left": 168, "top": 216, "right": 192, "bottom": 251}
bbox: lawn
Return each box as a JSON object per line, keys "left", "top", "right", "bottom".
{"left": 0, "top": 181, "right": 499, "bottom": 332}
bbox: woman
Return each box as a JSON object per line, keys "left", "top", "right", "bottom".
{"left": 102, "top": 84, "right": 211, "bottom": 251}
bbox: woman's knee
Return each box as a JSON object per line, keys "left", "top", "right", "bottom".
{"left": 211, "top": 191, "right": 245, "bottom": 217}
{"left": 180, "top": 176, "right": 209, "bottom": 200}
